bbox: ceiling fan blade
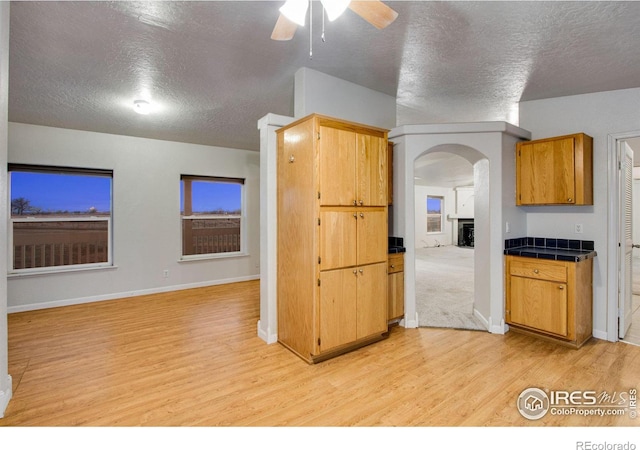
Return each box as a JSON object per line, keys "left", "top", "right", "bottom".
{"left": 271, "top": 14, "right": 298, "bottom": 41}
{"left": 348, "top": 1, "right": 398, "bottom": 29}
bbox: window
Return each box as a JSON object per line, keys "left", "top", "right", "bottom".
{"left": 180, "top": 175, "right": 244, "bottom": 258}
{"left": 9, "top": 165, "right": 113, "bottom": 272}
{"left": 427, "top": 196, "right": 443, "bottom": 233}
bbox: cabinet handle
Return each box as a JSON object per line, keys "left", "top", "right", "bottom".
{"left": 353, "top": 270, "right": 358, "bottom": 275}
{"left": 568, "top": 198, "right": 573, "bottom": 202}
{"left": 353, "top": 213, "right": 357, "bottom": 218}
{"left": 360, "top": 213, "right": 364, "bottom": 218}
{"left": 353, "top": 200, "right": 358, "bottom": 206}
{"left": 391, "top": 264, "right": 395, "bottom": 268}
{"left": 533, "top": 269, "right": 539, "bottom": 274}
{"left": 359, "top": 200, "right": 364, "bottom": 206}
{"left": 559, "top": 285, "right": 565, "bottom": 290}
{"left": 359, "top": 269, "right": 364, "bottom": 274}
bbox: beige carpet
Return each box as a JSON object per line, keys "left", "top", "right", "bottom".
{"left": 415, "top": 245, "right": 486, "bottom": 331}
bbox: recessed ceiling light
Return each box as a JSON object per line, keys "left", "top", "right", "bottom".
{"left": 133, "top": 99, "right": 151, "bottom": 115}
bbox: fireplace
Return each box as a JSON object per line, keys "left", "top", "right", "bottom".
{"left": 457, "top": 219, "right": 474, "bottom": 248}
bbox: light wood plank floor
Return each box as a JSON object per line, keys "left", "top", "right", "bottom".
{"left": 1, "top": 280, "right": 639, "bottom": 427}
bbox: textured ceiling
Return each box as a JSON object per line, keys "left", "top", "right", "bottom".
{"left": 8, "top": 1, "right": 640, "bottom": 155}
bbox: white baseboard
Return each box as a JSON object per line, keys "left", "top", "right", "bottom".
{"left": 7, "top": 275, "right": 260, "bottom": 313}
{"left": 0, "top": 375, "right": 12, "bottom": 419}
{"left": 482, "top": 311, "right": 508, "bottom": 334}
{"left": 257, "top": 320, "right": 278, "bottom": 344}
{"left": 473, "top": 308, "right": 491, "bottom": 332}
{"left": 592, "top": 329, "right": 608, "bottom": 341}
{"left": 401, "top": 312, "right": 420, "bottom": 329}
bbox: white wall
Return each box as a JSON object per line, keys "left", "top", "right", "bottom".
{"left": 414, "top": 185, "right": 455, "bottom": 248}
{"left": 7, "top": 123, "right": 260, "bottom": 311}
{"left": 0, "top": 0, "right": 12, "bottom": 418}
{"left": 455, "top": 186, "right": 475, "bottom": 218}
{"left": 519, "top": 87, "right": 640, "bottom": 340}
{"left": 294, "top": 67, "right": 396, "bottom": 129}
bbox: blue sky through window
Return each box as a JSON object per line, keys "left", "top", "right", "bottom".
{"left": 180, "top": 180, "right": 241, "bottom": 214}
{"left": 427, "top": 196, "right": 442, "bottom": 214}
{"left": 11, "top": 172, "right": 111, "bottom": 213}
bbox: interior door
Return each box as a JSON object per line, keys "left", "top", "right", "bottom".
{"left": 619, "top": 142, "right": 634, "bottom": 339}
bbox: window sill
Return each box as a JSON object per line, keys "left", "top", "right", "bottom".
{"left": 8, "top": 264, "right": 118, "bottom": 278}
{"left": 179, "top": 252, "right": 249, "bottom": 263}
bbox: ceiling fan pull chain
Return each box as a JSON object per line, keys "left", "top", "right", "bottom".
{"left": 321, "top": 5, "right": 326, "bottom": 42}
{"left": 309, "top": 0, "right": 313, "bottom": 59}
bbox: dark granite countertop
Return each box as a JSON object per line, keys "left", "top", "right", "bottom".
{"left": 389, "top": 236, "right": 406, "bottom": 254}
{"left": 504, "top": 237, "right": 596, "bottom": 262}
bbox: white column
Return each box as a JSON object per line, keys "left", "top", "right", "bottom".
{"left": 0, "top": 0, "right": 13, "bottom": 417}
{"left": 257, "top": 114, "right": 294, "bottom": 344}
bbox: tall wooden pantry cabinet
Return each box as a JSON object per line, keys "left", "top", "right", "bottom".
{"left": 277, "top": 114, "right": 389, "bottom": 363}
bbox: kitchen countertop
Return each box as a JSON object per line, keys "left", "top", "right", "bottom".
{"left": 504, "top": 237, "right": 596, "bottom": 262}
{"left": 388, "top": 236, "right": 406, "bottom": 254}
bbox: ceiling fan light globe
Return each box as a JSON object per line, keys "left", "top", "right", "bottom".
{"left": 321, "top": 0, "right": 351, "bottom": 21}
{"left": 279, "top": 0, "right": 309, "bottom": 26}
{"left": 133, "top": 99, "right": 150, "bottom": 115}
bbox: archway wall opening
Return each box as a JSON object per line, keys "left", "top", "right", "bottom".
{"left": 389, "top": 122, "right": 530, "bottom": 333}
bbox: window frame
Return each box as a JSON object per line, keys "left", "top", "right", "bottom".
{"left": 179, "top": 174, "right": 246, "bottom": 261}
{"left": 8, "top": 164, "right": 114, "bottom": 275}
{"left": 426, "top": 195, "right": 444, "bottom": 234}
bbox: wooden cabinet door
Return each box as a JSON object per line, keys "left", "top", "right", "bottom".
{"left": 319, "top": 210, "right": 357, "bottom": 271}
{"left": 319, "top": 126, "right": 356, "bottom": 206}
{"left": 319, "top": 268, "right": 357, "bottom": 352}
{"left": 357, "top": 133, "right": 388, "bottom": 206}
{"left": 517, "top": 137, "right": 576, "bottom": 205}
{"left": 356, "top": 209, "right": 388, "bottom": 265}
{"left": 357, "top": 262, "right": 388, "bottom": 339}
{"left": 388, "top": 271, "right": 404, "bottom": 320}
{"left": 509, "top": 275, "right": 568, "bottom": 337}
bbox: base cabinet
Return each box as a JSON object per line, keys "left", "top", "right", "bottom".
{"left": 320, "top": 263, "right": 387, "bottom": 353}
{"left": 505, "top": 255, "right": 593, "bottom": 348}
{"left": 387, "top": 253, "right": 404, "bottom": 321}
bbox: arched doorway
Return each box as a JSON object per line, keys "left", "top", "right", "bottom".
{"left": 388, "top": 122, "right": 530, "bottom": 334}
{"left": 414, "top": 145, "right": 487, "bottom": 330}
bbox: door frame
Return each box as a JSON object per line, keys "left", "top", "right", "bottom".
{"left": 607, "top": 130, "right": 640, "bottom": 342}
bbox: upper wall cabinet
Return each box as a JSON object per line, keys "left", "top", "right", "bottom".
{"left": 516, "top": 133, "right": 593, "bottom": 206}
{"left": 319, "top": 123, "right": 387, "bottom": 207}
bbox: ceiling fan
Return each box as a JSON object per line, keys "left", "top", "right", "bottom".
{"left": 271, "top": 0, "right": 398, "bottom": 41}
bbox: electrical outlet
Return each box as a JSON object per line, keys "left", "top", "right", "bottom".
{"left": 575, "top": 224, "right": 583, "bottom": 234}
{"left": 163, "top": 269, "right": 169, "bottom": 278}
{"left": 506, "top": 221, "right": 510, "bottom": 233}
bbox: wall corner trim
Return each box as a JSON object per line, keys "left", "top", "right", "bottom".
{"left": 0, "top": 374, "right": 13, "bottom": 418}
